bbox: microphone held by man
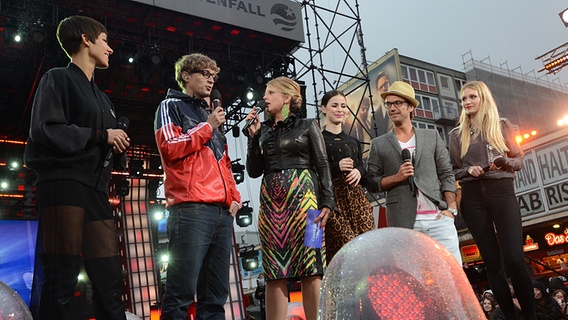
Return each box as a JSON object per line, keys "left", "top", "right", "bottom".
{"left": 401, "top": 148, "right": 415, "bottom": 194}
{"left": 210, "top": 89, "right": 224, "bottom": 133}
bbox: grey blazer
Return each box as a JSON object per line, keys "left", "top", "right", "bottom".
{"left": 366, "top": 127, "right": 456, "bottom": 229}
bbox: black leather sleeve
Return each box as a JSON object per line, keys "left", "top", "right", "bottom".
{"left": 246, "top": 134, "right": 264, "bottom": 179}
{"left": 308, "top": 119, "right": 337, "bottom": 211}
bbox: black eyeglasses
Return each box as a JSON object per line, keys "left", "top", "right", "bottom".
{"left": 192, "top": 69, "right": 219, "bottom": 82}
{"left": 384, "top": 100, "right": 408, "bottom": 108}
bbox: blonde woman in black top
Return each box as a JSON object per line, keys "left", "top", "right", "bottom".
{"left": 449, "top": 81, "right": 535, "bottom": 320}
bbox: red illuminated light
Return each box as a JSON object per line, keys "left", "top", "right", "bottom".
{"left": 366, "top": 266, "right": 440, "bottom": 318}
{"left": 212, "top": 25, "right": 222, "bottom": 32}
{"left": 166, "top": 26, "right": 177, "bottom": 32}
{"left": 230, "top": 29, "right": 240, "bottom": 36}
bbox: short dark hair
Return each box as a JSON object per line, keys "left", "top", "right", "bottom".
{"left": 57, "top": 15, "right": 107, "bottom": 58}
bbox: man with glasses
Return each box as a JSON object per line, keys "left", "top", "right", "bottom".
{"left": 365, "top": 81, "right": 461, "bottom": 264}
{"left": 154, "top": 53, "right": 242, "bottom": 320}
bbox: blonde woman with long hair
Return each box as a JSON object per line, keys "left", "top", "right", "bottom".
{"left": 449, "top": 81, "right": 536, "bottom": 320}
{"left": 245, "top": 77, "right": 336, "bottom": 320}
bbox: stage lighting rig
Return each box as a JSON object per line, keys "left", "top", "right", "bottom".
{"left": 31, "top": 20, "right": 46, "bottom": 44}
{"left": 129, "top": 159, "right": 144, "bottom": 177}
{"left": 232, "top": 159, "right": 245, "bottom": 184}
{"left": 116, "top": 178, "right": 130, "bottom": 197}
{"left": 236, "top": 201, "right": 253, "bottom": 227}
{"left": 149, "top": 44, "right": 162, "bottom": 65}
{"left": 239, "top": 244, "right": 260, "bottom": 271}
{"left": 536, "top": 41, "right": 568, "bottom": 74}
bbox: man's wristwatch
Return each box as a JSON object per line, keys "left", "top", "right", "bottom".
{"left": 448, "top": 208, "right": 458, "bottom": 216}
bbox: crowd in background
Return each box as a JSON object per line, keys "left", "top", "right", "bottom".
{"left": 480, "top": 277, "right": 568, "bottom": 319}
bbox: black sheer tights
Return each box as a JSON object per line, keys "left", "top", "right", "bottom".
{"left": 39, "top": 205, "right": 125, "bottom": 320}
{"left": 41, "top": 205, "right": 118, "bottom": 259}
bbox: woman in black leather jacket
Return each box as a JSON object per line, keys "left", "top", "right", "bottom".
{"left": 245, "top": 77, "right": 335, "bottom": 320}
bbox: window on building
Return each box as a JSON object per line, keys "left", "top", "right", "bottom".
{"left": 414, "top": 94, "right": 439, "bottom": 119}
{"left": 441, "top": 100, "right": 460, "bottom": 120}
{"left": 440, "top": 75, "right": 450, "bottom": 89}
{"left": 401, "top": 65, "right": 437, "bottom": 94}
{"left": 412, "top": 121, "right": 447, "bottom": 144}
{"left": 455, "top": 78, "right": 466, "bottom": 98}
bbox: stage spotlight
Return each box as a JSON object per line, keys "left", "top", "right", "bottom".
{"left": 246, "top": 88, "right": 255, "bottom": 101}
{"left": 116, "top": 178, "right": 130, "bottom": 197}
{"left": 149, "top": 45, "right": 162, "bottom": 65}
{"left": 240, "top": 246, "right": 260, "bottom": 271}
{"left": 236, "top": 201, "right": 253, "bottom": 227}
{"left": 151, "top": 203, "right": 166, "bottom": 220}
{"left": 560, "top": 8, "right": 568, "bottom": 27}
{"left": 232, "top": 126, "right": 240, "bottom": 138}
{"left": 31, "top": 21, "right": 46, "bottom": 44}
{"left": 234, "top": 172, "right": 244, "bottom": 184}
{"left": 9, "top": 160, "right": 20, "bottom": 170}
{"left": 129, "top": 159, "right": 144, "bottom": 177}
{"left": 13, "top": 32, "right": 23, "bottom": 43}
{"left": 254, "top": 69, "right": 266, "bottom": 85}
{"left": 232, "top": 159, "right": 245, "bottom": 184}
{"left": 118, "top": 41, "right": 137, "bottom": 64}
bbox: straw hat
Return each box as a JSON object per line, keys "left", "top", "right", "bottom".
{"left": 380, "top": 81, "right": 420, "bottom": 107}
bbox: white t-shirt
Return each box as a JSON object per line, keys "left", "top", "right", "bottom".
{"left": 399, "top": 136, "right": 439, "bottom": 221}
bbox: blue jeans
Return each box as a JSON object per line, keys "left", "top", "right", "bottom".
{"left": 413, "top": 215, "right": 462, "bottom": 265}
{"left": 160, "top": 203, "right": 234, "bottom": 320}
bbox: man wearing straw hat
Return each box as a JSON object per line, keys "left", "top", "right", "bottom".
{"left": 366, "top": 81, "right": 462, "bottom": 264}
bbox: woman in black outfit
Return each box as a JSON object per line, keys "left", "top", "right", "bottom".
{"left": 320, "top": 90, "right": 375, "bottom": 263}
{"left": 449, "top": 81, "right": 535, "bottom": 320}
{"left": 24, "top": 16, "right": 129, "bottom": 319}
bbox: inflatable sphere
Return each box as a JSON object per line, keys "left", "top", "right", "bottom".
{"left": 0, "top": 281, "right": 33, "bottom": 320}
{"left": 319, "top": 227, "right": 484, "bottom": 319}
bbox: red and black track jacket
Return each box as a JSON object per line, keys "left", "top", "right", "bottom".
{"left": 154, "top": 89, "right": 241, "bottom": 209}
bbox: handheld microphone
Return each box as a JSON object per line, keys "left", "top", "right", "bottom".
{"left": 210, "top": 89, "right": 223, "bottom": 133}
{"left": 104, "top": 117, "right": 129, "bottom": 168}
{"left": 242, "top": 101, "right": 266, "bottom": 136}
{"left": 493, "top": 156, "right": 507, "bottom": 170}
{"left": 401, "top": 148, "right": 415, "bottom": 194}
{"left": 211, "top": 89, "right": 221, "bottom": 109}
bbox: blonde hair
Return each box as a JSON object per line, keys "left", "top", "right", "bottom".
{"left": 266, "top": 77, "right": 302, "bottom": 114}
{"left": 453, "top": 81, "right": 509, "bottom": 158}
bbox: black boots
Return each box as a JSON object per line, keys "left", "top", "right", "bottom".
{"left": 84, "top": 255, "right": 126, "bottom": 320}
{"left": 38, "top": 254, "right": 82, "bottom": 319}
